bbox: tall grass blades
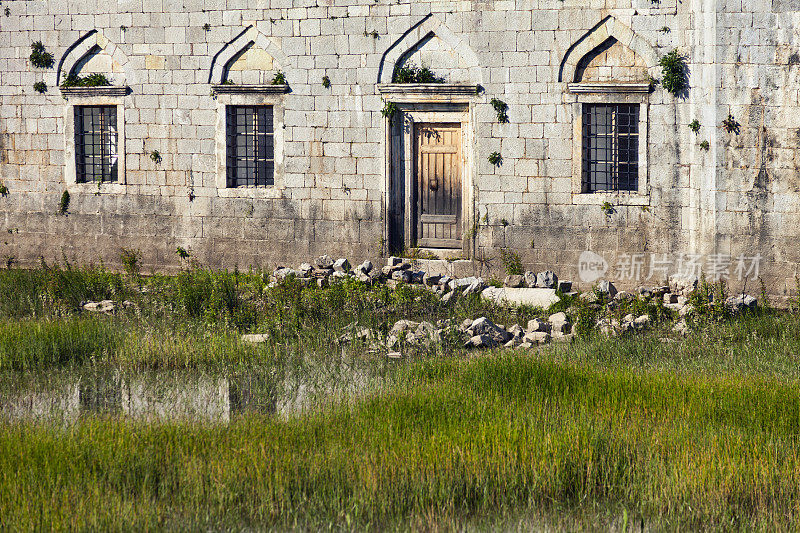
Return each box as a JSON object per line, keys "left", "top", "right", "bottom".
{"left": 0, "top": 318, "right": 118, "bottom": 371}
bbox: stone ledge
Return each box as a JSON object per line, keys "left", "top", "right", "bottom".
{"left": 377, "top": 84, "right": 479, "bottom": 102}
{"left": 211, "top": 84, "right": 290, "bottom": 95}
{"left": 567, "top": 82, "right": 651, "bottom": 94}
{"left": 59, "top": 86, "right": 130, "bottom": 97}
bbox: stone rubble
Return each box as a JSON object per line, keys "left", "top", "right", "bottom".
{"left": 261, "top": 256, "right": 762, "bottom": 354}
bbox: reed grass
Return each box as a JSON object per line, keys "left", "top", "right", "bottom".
{"left": 3, "top": 349, "right": 800, "bottom": 530}
{"left": 2, "top": 264, "right": 800, "bottom": 530}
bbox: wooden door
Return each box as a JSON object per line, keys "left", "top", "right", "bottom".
{"left": 414, "top": 123, "right": 462, "bottom": 248}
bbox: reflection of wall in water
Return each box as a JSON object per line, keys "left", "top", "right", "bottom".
{"left": 3, "top": 372, "right": 278, "bottom": 423}
{"left": 0, "top": 381, "right": 80, "bottom": 422}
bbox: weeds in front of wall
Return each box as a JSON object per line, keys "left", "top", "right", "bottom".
{"left": 490, "top": 98, "right": 509, "bottom": 123}
{"left": 120, "top": 249, "right": 141, "bottom": 277}
{"left": 601, "top": 201, "right": 615, "bottom": 216}
{"left": 381, "top": 100, "right": 399, "bottom": 119}
{"left": 271, "top": 71, "right": 286, "bottom": 85}
{"left": 659, "top": 49, "right": 688, "bottom": 97}
{"left": 61, "top": 73, "right": 111, "bottom": 88}
{"left": 723, "top": 114, "right": 741, "bottom": 134}
{"left": 29, "top": 41, "right": 54, "bottom": 69}
{"left": 392, "top": 63, "right": 445, "bottom": 84}
{"left": 58, "top": 190, "right": 70, "bottom": 215}
{"left": 499, "top": 248, "right": 523, "bottom": 276}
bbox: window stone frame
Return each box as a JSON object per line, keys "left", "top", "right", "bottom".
{"left": 568, "top": 83, "right": 650, "bottom": 206}
{"left": 213, "top": 86, "right": 287, "bottom": 198}
{"left": 63, "top": 88, "right": 127, "bottom": 195}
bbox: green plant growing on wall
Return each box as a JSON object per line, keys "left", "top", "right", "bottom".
{"left": 500, "top": 218, "right": 509, "bottom": 227}
{"left": 499, "top": 248, "right": 524, "bottom": 276}
{"left": 363, "top": 29, "right": 379, "bottom": 39}
{"left": 4, "top": 7, "right": 10, "bottom": 17}
{"left": 490, "top": 98, "right": 509, "bottom": 123}
{"left": 722, "top": 114, "right": 740, "bottom": 134}
{"left": 33, "top": 81, "right": 47, "bottom": 94}
{"left": 660, "top": 26, "right": 671, "bottom": 33}
{"left": 58, "top": 190, "right": 70, "bottom": 215}
{"left": 61, "top": 73, "right": 111, "bottom": 88}
{"left": 381, "top": 100, "right": 398, "bottom": 119}
{"left": 601, "top": 201, "right": 616, "bottom": 216}
{"left": 488, "top": 152, "right": 502, "bottom": 166}
{"left": 392, "top": 64, "right": 445, "bottom": 83}
{"left": 175, "top": 247, "right": 190, "bottom": 260}
{"left": 658, "top": 49, "right": 688, "bottom": 97}
{"left": 689, "top": 119, "right": 701, "bottom": 133}
{"left": 271, "top": 71, "right": 286, "bottom": 85}
{"left": 203, "top": 23, "right": 211, "bottom": 31}
{"left": 120, "top": 248, "right": 141, "bottom": 277}
{"left": 322, "top": 75, "right": 331, "bottom": 88}
{"left": 0, "top": 183, "right": 8, "bottom": 197}
{"left": 700, "top": 140, "right": 710, "bottom": 150}
{"left": 29, "top": 41, "right": 54, "bottom": 69}
{"left": 149, "top": 150, "right": 162, "bottom": 164}
{"left": 120, "top": 25, "right": 127, "bottom": 32}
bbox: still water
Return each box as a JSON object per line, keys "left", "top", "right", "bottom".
{"left": 0, "top": 358, "right": 389, "bottom": 424}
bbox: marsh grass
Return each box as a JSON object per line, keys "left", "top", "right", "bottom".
{"left": 2, "top": 265, "right": 800, "bottom": 529}
{"left": 4, "top": 347, "right": 800, "bottom": 530}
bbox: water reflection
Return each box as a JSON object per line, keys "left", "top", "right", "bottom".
{"left": 0, "top": 370, "right": 278, "bottom": 423}
{"left": 0, "top": 358, "right": 389, "bottom": 424}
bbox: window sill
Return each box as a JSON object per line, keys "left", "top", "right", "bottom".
{"left": 60, "top": 86, "right": 130, "bottom": 98}
{"left": 68, "top": 183, "right": 127, "bottom": 194}
{"left": 572, "top": 192, "right": 649, "bottom": 206}
{"left": 567, "top": 82, "right": 651, "bottom": 94}
{"left": 217, "top": 187, "right": 283, "bottom": 199}
{"left": 377, "top": 83, "right": 479, "bottom": 103}
{"left": 211, "top": 84, "right": 290, "bottom": 95}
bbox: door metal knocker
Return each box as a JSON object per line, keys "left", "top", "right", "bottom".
{"left": 429, "top": 178, "right": 438, "bottom": 191}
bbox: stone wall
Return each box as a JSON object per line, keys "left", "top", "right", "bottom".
{"left": 0, "top": 0, "right": 798, "bottom": 300}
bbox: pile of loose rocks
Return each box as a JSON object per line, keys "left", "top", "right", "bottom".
{"left": 338, "top": 312, "right": 575, "bottom": 358}
{"left": 269, "top": 255, "right": 761, "bottom": 354}
{"left": 271, "top": 255, "right": 571, "bottom": 302}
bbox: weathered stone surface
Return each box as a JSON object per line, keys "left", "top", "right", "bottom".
{"left": 536, "top": 270, "right": 558, "bottom": 289}
{"left": 596, "top": 280, "right": 618, "bottom": 297}
{"left": 83, "top": 300, "right": 116, "bottom": 313}
{"left": 726, "top": 294, "right": 757, "bottom": 313}
{"left": 241, "top": 333, "right": 269, "bottom": 343}
{"left": 316, "top": 255, "right": 334, "bottom": 269}
{"left": 526, "top": 318, "right": 551, "bottom": 333}
{"left": 333, "top": 258, "right": 350, "bottom": 273}
{"left": 504, "top": 275, "right": 524, "bottom": 288}
{"left": 482, "top": 287, "right": 561, "bottom": 308}
{"left": 557, "top": 280, "right": 573, "bottom": 293}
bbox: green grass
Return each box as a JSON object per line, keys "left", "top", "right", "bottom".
{"left": 3, "top": 344, "right": 800, "bottom": 530}
{"left": 2, "top": 265, "right": 800, "bottom": 529}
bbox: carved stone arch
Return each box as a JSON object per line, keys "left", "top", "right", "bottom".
{"left": 57, "top": 30, "right": 133, "bottom": 85}
{"left": 559, "top": 16, "right": 658, "bottom": 83}
{"left": 378, "top": 15, "right": 482, "bottom": 84}
{"left": 209, "top": 26, "right": 291, "bottom": 84}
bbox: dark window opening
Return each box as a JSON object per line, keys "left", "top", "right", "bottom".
{"left": 582, "top": 103, "right": 639, "bottom": 192}
{"left": 75, "top": 105, "right": 118, "bottom": 183}
{"left": 226, "top": 105, "right": 274, "bottom": 187}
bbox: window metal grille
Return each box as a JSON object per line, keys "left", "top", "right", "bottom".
{"left": 74, "top": 106, "right": 118, "bottom": 183}
{"left": 582, "top": 103, "right": 639, "bottom": 192}
{"left": 226, "top": 105, "right": 274, "bottom": 187}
